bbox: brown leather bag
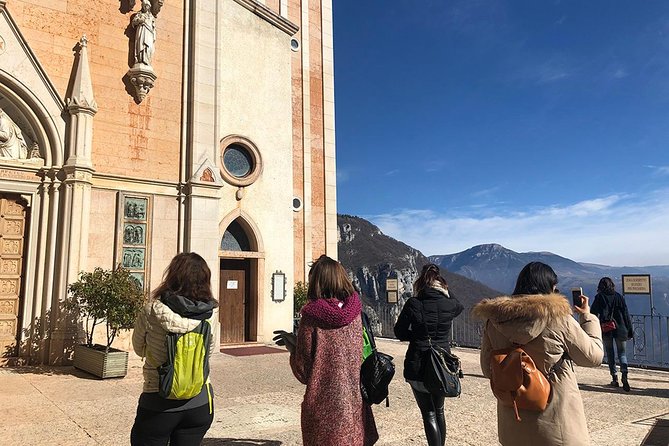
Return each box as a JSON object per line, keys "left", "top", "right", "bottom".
{"left": 490, "top": 347, "right": 551, "bottom": 422}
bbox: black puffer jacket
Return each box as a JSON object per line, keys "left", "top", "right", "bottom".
{"left": 591, "top": 291, "right": 633, "bottom": 340}
{"left": 394, "top": 286, "right": 464, "bottom": 380}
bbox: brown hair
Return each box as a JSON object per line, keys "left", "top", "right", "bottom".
{"left": 307, "top": 255, "right": 355, "bottom": 300}
{"left": 153, "top": 252, "right": 217, "bottom": 306}
{"left": 413, "top": 263, "right": 448, "bottom": 295}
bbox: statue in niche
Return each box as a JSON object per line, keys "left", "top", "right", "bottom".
{"left": 131, "top": 0, "right": 156, "bottom": 67}
{"left": 0, "top": 108, "right": 28, "bottom": 159}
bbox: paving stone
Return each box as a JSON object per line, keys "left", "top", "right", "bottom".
{"left": 0, "top": 339, "right": 667, "bottom": 445}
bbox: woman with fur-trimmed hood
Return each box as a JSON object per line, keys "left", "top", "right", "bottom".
{"left": 473, "top": 262, "right": 603, "bottom": 446}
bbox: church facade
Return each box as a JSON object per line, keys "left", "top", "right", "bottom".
{"left": 0, "top": 0, "right": 337, "bottom": 364}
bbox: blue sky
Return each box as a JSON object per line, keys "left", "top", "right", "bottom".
{"left": 333, "top": 0, "right": 669, "bottom": 266}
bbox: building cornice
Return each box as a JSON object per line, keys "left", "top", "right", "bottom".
{"left": 91, "top": 172, "right": 180, "bottom": 196}
{"left": 232, "top": 0, "right": 299, "bottom": 36}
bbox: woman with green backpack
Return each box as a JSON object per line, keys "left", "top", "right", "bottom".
{"left": 131, "top": 252, "right": 218, "bottom": 446}
{"left": 273, "top": 255, "right": 378, "bottom": 446}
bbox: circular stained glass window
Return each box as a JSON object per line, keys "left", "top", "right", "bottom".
{"left": 219, "top": 136, "right": 262, "bottom": 187}
{"left": 223, "top": 144, "right": 253, "bottom": 178}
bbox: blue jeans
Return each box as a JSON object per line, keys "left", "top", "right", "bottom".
{"left": 603, "top": 335, "right": 628, "bottom": 376}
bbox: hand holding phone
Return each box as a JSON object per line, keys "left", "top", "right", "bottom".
{"left": 571, "top": 287, "right": 583, "bottom": 308}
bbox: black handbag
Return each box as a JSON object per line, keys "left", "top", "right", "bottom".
{"left": 421, "top": 305, "right": 462, "bottom": 398}
{"left": 360, "top": 313, "right": 395, "bottom": 406}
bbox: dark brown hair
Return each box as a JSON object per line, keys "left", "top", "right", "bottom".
{"left": 307, "top": 255, "right": 355, "bottom": 300}
{"left": 513, "top": 262, "right": 558, "bottom": 295}
{"left": 597, "top": 277, "right": 616, "bottom": 295}
{"left": 413, "top": 263, "right": 448, "bottom": 295}
{"left": 153, "top": 252, "right": 217, "bottom": 306}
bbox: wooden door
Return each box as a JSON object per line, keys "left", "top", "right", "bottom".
{"left": 0, "top": 195, "right": 27, "bottom": 360}
{"left": 219, "top": 259, "right": 250, "bottom": 344}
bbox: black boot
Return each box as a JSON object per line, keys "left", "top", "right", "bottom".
{"left": 608, "top": 375, "right": 619, "bottom": 387}
{"left": 622, "top": 373, "right": 630, "bottom": 392}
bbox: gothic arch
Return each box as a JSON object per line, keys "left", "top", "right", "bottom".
{"left": 218, "top": 209, "right": 264, "bottom": 253}
{"left": 0, "top": 71, "right": 64, "bottom": 167}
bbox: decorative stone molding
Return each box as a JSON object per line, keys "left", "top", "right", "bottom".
{"left": 192, "top": 156, "right": 224, "bottom": 186}
{"left": 0, "top": 2, "right": 66, "bottom": 166}
{"left": 126, "top": 65, "right": 156, "bottom": 103}
{"left": 233, "top": 0, "right": 299, "bottom": 36}
{"left": 65, "top": 35, "right": 97, "bottom": 169}
{"left": 66, "top": 36, "right": 98, "bottom": 115}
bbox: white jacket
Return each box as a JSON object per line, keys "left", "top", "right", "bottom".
{"left": 132, "top": 297, "right": 216, "bottom": 393}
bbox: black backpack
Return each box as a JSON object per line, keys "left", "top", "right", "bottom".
{"left": 360, "top": 312, "right": 395, "bottom": 407}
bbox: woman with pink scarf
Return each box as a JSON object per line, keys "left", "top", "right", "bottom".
{"left": 274, "top": 255, "right": 378, "bottom": 446}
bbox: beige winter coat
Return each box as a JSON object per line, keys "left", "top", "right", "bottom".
{"left": 132, "top": 299, "right": 216, "bottom": 393}
{"left": 473, "top": 294, "right": 603, "bottom": 446}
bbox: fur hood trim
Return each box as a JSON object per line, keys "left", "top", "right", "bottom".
{"left": 472, "top": 293, "right": 572, "bottom": 323}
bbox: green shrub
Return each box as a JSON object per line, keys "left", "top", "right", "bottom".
{"left": 294, "top": 281, "right": 308, "bottom": 316}
{"left": 67, "top": 266, "right": 146, "bottom": 352}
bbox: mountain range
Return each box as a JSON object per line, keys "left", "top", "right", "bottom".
{"left": 337, "top": 214, "right": 669, "bottom": 317}
{"left": 430, "top": 244, "right": 669, "bottom": 315}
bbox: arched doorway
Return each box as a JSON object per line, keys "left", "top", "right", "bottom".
{"left": 0, "top": 194, "right": 29, "bottom": 362}
{"left": 218, "top": 215, "right": 263, "bottom": 344}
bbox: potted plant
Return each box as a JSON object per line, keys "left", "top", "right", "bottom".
{"left": 67, "top": 266, "right": 145, "bottom": 378}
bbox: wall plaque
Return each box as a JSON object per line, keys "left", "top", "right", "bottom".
{"left": 117, "top": 193, "right": 152, "bottom": 291}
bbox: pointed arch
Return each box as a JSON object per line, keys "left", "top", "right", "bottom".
{"left": 218, "top": 209, "right": 264, "bottom": 253}
{"left": 0, "top": 72, "right": 64, "bottom": 167}
{"left": 0, "top": 4, "right": 66, "bottom": 167}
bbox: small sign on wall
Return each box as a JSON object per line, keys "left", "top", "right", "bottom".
{"left": 226, "top": 280, "right": 238, "bottom": 290}
{"left": 272, "top": 271, "right": 286, "bottom": 302}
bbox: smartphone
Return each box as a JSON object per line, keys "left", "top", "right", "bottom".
{"left": 571, "top": 287, "right": 583, "bottom": 307}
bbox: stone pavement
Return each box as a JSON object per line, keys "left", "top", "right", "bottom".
{"left": 1, "top": 339, "right": 668, "bottom": 446}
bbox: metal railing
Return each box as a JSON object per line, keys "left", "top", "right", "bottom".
{"left": 373, "top": 305, "right": 669, "bottom": 370}
{"left": 628, "top": 314, "right": 669, "bottom": 369}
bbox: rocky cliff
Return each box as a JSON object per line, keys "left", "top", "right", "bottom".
{"left": 338, "top": 214, "right": 502, "bottom": 336}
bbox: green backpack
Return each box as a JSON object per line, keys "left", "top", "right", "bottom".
{"left": 157, "top": 319, "right": 211, "bottom": 400}
{"left": 362, "top": 313, "right": 374, "bottom": 360}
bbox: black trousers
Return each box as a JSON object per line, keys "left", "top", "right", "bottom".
{"left": 130, "top": 403, "right": 214, "bottom": 446}
{"left": 412, "top": 388, "right": 446, "bottom": 446}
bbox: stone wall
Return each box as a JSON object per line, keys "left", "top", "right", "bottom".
{"left": 10, "top": 0, "right": 184, "bottom": 180}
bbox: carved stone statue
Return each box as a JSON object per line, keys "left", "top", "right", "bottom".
{"left": 0, "top": 108, "right": 27, "bottom": 159}
{"left": 132, "top": 0, "right": 156, "bottom": 67}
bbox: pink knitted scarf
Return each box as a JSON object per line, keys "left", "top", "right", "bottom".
{"left": 300, "top": 292, "right": 362, "bottom": 328}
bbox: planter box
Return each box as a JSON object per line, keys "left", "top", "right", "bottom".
{"left": 73, "top": 344, "right": 129, "bottom": 379}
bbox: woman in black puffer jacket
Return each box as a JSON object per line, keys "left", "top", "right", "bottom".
{"left": 394, "top": 264, "right": 464, "bottom": 446}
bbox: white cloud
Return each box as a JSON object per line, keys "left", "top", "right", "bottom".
{"left": 646, "top": 165, "right": 669, "bottom": 176}
{"left": 471, "top": 186, "right": 500, "bottom": 198}
{"left": 367, "top": 190, "right": 669, "bottom": 266}
{"left": 612, "top": 68, "right": 628, "bottom": 79}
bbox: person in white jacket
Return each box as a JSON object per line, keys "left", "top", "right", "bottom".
{"left": 131, "top": 252, "right": 218, "bottom": 446}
